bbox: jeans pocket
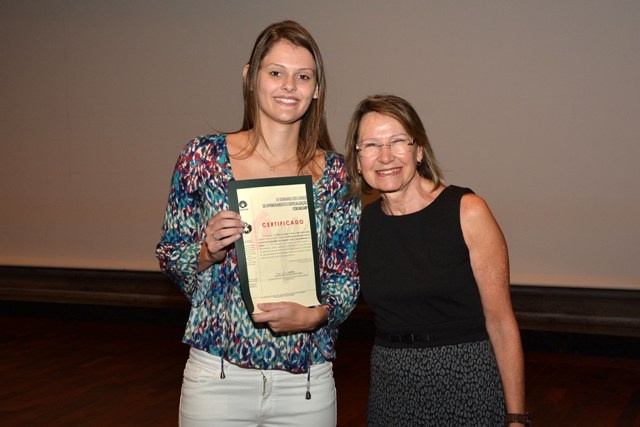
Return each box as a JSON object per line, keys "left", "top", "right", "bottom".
{"left": 182, "top": 358, "right": 220, "bottom": 390}
{"left": 311, "top": 362, "right": 334, "bottom": 380}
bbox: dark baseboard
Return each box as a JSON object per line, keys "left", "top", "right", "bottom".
{"left": 518, "top": 329, "right": 640, "bottom": 359}
{"left": 0, "top": 299, "right": 190, "bottom": 327}
{"left": 1, "top": 266, "right": 640, "bottom": 339}
{"left": 510, "top": 284, "right": 640, "bottom": 338}
{"left": 0, "top": 266, "right": 187, "bottom": 309}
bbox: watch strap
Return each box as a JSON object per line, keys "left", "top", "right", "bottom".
{"left": 506, "top": 412, "right": 531, "bottom": 426}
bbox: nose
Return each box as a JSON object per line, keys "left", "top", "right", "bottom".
{"left": 282, "top": 75, "right": 296, "bottom": 92}
{"left": 378, "top": 144, "right": 394, "bottom": 162}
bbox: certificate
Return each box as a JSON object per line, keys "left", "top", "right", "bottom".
{"left": 228, "top": 176, "right": 321, "bottom": 314}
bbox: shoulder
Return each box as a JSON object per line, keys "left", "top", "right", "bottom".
{"left": 181, "top": 133, "right": 226, "bottom": 158}
{"left": 323, "top": 151, "right": 346, "bottom": 172}
{"left": 438, "top": 184, "right": 482, "bottom": 212}
{"left": 361, "top": 198, "right": 381, "bottom": 219}
{"left": 444, "top": 184, "right": 475, "bottom": 199}
{"left": 175, "top": 133, "right": 227, "bottom": 169}
{"left": 319, "top": 151, "right": 348, "bottom": 187}
{"left": 458, "top": 190, "right": 499, "bottom": 236}
{"left": 460, "top": 190, "right": 490, "bottom": 217}
{"left": 315, "top": 151, "right": 362, "bottom": 213}
{"left": 173, "top": 134, "right": 228, "bottom": 191}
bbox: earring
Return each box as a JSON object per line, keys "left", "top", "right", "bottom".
{"left": 357, "top": 169, "right": 362, "bottom": 174}
{"left": 417, "top": 160, "right": 422, "bottom": 166}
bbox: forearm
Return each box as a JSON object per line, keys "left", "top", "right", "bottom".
{"left": 487, "top": 320, "right": 526, "bottom": 413}
{"left": 197, "top": 242, "right": 217, "bottom": 272}
{"left": 308, "top": 305, "right": 329, "bottom": 330}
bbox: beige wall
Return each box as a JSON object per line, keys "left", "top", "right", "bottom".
{"left": 1, "top": 0, "right": 638, "bottom": 289}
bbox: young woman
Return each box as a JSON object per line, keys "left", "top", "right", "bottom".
{"left": 156, "top": 21, "right": 360, "bottom": 426}
{"left": 345, "top": 94, "right": 528, "bottom": 426}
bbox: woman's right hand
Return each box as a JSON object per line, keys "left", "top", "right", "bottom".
{"left": 198, "top": 210, "right": 244, "bottom": 270}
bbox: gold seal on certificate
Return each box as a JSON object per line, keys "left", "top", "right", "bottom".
{"left": 228, "top": 176, "right": 321, "bottom": 314}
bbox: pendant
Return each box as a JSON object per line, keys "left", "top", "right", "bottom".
{"left": 269, "top": 166, "right": 275, "bottom": 173}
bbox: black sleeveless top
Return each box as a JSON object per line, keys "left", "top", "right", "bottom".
{"left": 358, "top": 185, "right": 488, "bottom": 348}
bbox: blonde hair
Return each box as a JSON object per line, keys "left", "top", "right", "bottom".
{"left": 345, "top": 94, "right": 444, "bottom": 199}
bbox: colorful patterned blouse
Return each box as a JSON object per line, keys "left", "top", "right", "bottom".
{"left": 156, "top": 134, "right": 360, "bottom": 374}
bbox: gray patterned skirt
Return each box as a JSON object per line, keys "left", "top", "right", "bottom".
{"left": 368, "top": 340, "right": 505, "bottom": 426}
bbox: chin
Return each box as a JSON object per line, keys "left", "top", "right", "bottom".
{"left": 372, "top": 179, "right": 404, "bottom": 193}
{"left": 376, "top": 186, "right": 402, "bottom": 195}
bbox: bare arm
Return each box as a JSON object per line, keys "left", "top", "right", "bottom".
{"left": 460, "top": 193, "right": 526, "bottom": 417}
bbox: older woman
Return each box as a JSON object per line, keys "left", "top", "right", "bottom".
{"left": 345, "top": 94, "right": 528, "bottom": 426}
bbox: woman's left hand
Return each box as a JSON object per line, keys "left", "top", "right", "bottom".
{"left": 252, "top": 302, "right": 328, "bottom": 333}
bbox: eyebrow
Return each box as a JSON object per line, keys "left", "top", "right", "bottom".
{"left": 360, "top": 133, "right": 410, "bottom": 142}
{"left": 262, "top": 62, "right": 316, "bottom": 74}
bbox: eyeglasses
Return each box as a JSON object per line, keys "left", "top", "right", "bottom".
{"left": 356, "top": 137, "right": 415, "bottom": 158}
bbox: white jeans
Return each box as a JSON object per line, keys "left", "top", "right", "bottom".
{"left": 179, "top": 347, "right": 337, "bottom": 427}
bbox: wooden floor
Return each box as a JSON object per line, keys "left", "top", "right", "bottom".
{"left": 1, "top": 305, "right": 640, "bottom": 427}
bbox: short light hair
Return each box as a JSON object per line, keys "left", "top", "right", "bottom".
{"left": 345, "top": 94, "right": 444, "bottom": 199}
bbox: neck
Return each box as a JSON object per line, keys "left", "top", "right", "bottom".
{"left": 246, "top": 128, "right": 299, "bottom": 174}
{"left": 251, "top": 122, "right": 299, "bottom": 160}
{"left": 257, "top": 115, "right": 301, "bottom": 148}
{"left": 380, "top": 178, "right": 439, "bottom": 215}
{"left": 380, "top": 194, "right": 409, "bottom": 216}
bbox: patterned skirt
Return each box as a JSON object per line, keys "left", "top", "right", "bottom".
{"left": 368, "top": 340, "right": 505, "bottom": 427}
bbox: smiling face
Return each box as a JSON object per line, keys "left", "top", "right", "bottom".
{"left": 254, "top": 40, "right": 319, "bottom": 128}
{"left": 357, "top": 112, "right": 423, "bottom": 196}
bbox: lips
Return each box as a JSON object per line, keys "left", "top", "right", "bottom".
{"left": 274, "top": 96, "right": 299, "bottom": 105}
{"left": 376, "top": 167, "right": 401, "bottom": 176}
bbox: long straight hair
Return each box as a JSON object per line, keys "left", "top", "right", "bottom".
{"left": 240, "top": 20, "right": 333, "bottom": 172}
